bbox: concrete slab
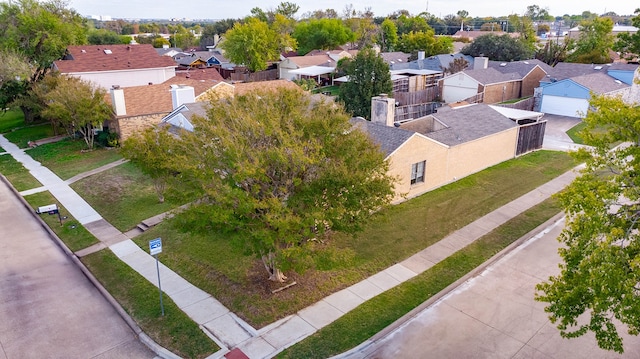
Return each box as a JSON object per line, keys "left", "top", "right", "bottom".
{"left": 416, "top": 241, "right": 455, "bottom": 264}
{"left": 19, "top": 186, "right": 46, "bottom": 196}
{"left": 261, "top": 315, "right": 316, "bottom": 349}
{"left": 235, "top": 337, "right": 276, "bottom": 359}
{"left": 171, "top": 285, "right": 212, "bottom": 309}
{"left": 109, "top": 239, "right": 142, "bottom": 258}
{"left": 154, "top": 271, "right": 193, "bottom": 296}
{"left": 367, "top": 271, "right": 401, "bottom": 292}
{"left": 204, "top": 314, "right": 253, "bottom": 347}
{"left": 384, "top": 263, "right": 418, "bottom": 282}
{"left": 298, "top": 300, "right": 343, "bottom": 329}
{"left": 348, "top": 279, "right": 385, "bottom": 301}
{"left": 182, "top": 297, "right": 230, "bottom": 324}
{"left": 440, "top": 231, "right": 475, "bottom": 252}
{"left": 75, "top": 242, "right": 106, "bottom": 257}
{"left": 400, "top": 254, "right": 435, "bottom": 274}
{"left": 323, "top": 288, "right": 365, "bottom": 314}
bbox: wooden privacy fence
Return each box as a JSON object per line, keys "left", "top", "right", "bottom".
{"left": 394, "top": 102, "right": 442, "bottom": 122}
{"left": 393, "top": 86, "right": 439, "bottom": 106}
{"left": 230, "top": 69, "right": 278, "bottom": 82}
{"left": 495, "top": 97, "right": 535, "bottom": 111}
{"left": 516, "top": 121, "right": 546, "bottom": 156}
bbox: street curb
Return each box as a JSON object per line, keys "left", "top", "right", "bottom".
{"left": 0, "top": 174, "right": 181, "bottom": 359}
{"left": 333, "top": 211, "right": 566, "bottom": 359}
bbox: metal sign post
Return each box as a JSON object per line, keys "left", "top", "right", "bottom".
{"left": 149, "top": 238, "right": 165, "bottom": 316}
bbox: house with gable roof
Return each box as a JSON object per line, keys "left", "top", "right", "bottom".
{"left": 279, "top": 50, "right": 355, "bottom": 81}
{"left": 53, "top": 44, "right": 177, "bottom": 89}
{"left": 439, "top": 57, "right": 551, "bottom": 104}
{"left": 359, "top": 95, "right": 544, "bottom": 202}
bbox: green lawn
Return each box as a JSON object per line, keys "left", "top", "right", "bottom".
{"left": 312, "top": 85, "right": 340, "bottom": 96}
{"left": 131, "top": 150, "right": 576, "bottom": 328}
{"left": 278, "top": 197, "right": 562, "bottom": 358}
{"left": 82, "top": 250, "right": 219, "bottom": 359}
{"left": 566, "top": 121, "right": 586, "bottom": 144}
{"left": 23, "top": 191, "right": 99, "bottom": 252}
{"left": 71, "top": 162, "right": 191, "bottom": 231}
{"left": 3, "top": 123, "right": 56, "bottom": 148}
{"left": 0, "top": 154, "right": 42, "bottom": 191}
{"left": 27, "top": 138, "right": 123, "bottom": 180}
{"left": 0, "top": 108, "right": 27, "bottom": 133}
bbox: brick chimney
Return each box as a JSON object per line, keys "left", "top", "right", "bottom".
{"left": 473, "top": 56, "right": 488, "bottom": 70}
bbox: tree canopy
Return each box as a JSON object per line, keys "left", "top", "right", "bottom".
{"left": 338, "top": 48, "right": 393, "bottom": 119}
{"left": 461, "top": 33, "right": 535, "bottom": 61}
{"left": 292, "top": 18, "right": 354, "bottom": 55}
{"left": 219, "top": 18, "right": 283, "bottom": 72}
{"left": 614, "top": 9, "right": 640, "bottom": 62}
{"left": 536, "top": 87, "right": 640, "bottom": 353}
{"left": 141, "top": 89, "right": 395, "bottom": 282}
{"left": 567, "top": 17, "right": 615, "bottom": 64}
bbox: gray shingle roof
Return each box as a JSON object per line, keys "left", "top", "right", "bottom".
{"left": 571, "top": 72, "right": 630, "bottom": 94}
{"left": 547, "top": 62, "right": 608, "bottom": 80}
{"left": 463, "top": 67, "right": 520, "bottom": 84}
{"left": 350, "top": 118, "right": 415, "bottom": 157}
{"left": 487, "top": 59, "right": 552, "bottom": 77}
{"left": 391, "top": 53, "right": 474, "bottom": 72}
{"left": 415, "top": 104, "right": 517, "bottom": 146}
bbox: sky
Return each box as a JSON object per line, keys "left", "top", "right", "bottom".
{"left": 68, "top": 0, "right": 636, "bottom": 20}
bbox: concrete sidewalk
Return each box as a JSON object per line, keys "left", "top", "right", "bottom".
{"left": 0, "top": 132, "right": 582, "bottom": 359}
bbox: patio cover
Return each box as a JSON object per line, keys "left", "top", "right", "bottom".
{"left": 289, "top": 65, "right": 335, "bottom": 76}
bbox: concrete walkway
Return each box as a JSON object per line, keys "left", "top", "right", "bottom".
{"left": 0, "top": 132, "right": 582, "bottom": 359}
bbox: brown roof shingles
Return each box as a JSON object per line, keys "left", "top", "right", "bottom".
{"left": 54, "top": 44, "right": 176, "bottom": 73}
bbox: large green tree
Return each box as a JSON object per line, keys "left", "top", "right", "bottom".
{"left": 397, "top": 30, "right": 453, "bottom": 59}
{"left": 536, "top": 89, "right": 640, "bottom": 353}
{"left": 567, "top": 17, "right": 615, "bottom": 64}
{"left": 41, "top": 75, "right": 111, "bottom": 149}
{"left": 0, "top": 0, "right": 87, "bottom": 122}
{"left": 292, "top": 18, "right": 354, "bottom": 55}
{"left": 378, "top": 19, "right": 398, "bottom": 52}
{"left": 220, "top": 18, "right": 282, "bottom": 72}
{"left": 164, "top": 89, "right": 395, "bottom": 282}
{"left": 461, "top": 33, "right": 535, "bottom": 61}
{"left": 338, "top": 48, "right": 392, "bottom": 119}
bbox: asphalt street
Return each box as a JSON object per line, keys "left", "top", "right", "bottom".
{"left": 0, "top": 177, "right": 156, "bottom": 359}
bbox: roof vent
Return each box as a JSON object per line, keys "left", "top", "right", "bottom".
{"left": 81, "top": 49, "right": 86, "bottom": 53}
{"left": 500, "top": 63, "right": 507, "bottom": 67}
{"left": 523, "top": 61, "right": 529, "bottom": 64}
{"left": 594, "top": 65, "right": 603, "bottom": 70}
{"left": 104, "top": 49, "right": 112, "bottom": 54}
{"left": 615, "top": 80, "right": 622, "bottom": 84}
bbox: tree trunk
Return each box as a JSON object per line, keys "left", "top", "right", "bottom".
{"left": 262, "top": 252, "right": 287, "bottom": 282}
{"left": 20, "top": 105, "right": 37, "bottom": 124}
{"left": 153, "top": 178, "right": 166, "bottom": 203}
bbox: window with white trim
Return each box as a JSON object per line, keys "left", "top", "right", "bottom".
{"left": 411, "top": 161, "right": 425, "bottom": 185}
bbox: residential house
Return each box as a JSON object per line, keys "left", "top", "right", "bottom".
{"left": 155, "top": 45, "right": 185, "bottom": 58}
{"left": 363, "top": 95, "right": 543, "bottom": 202}
{"left": 439, "top": 57, "right": 551, "bottom": 104}
{"left": 279, "top": 50, "right": 354, "bottom": 82}
{"left": 567, "top": 24, "right": 638, "bottom": 40}
{"left": 53, "top": 44, "right": 177, "bottom": 89}
{"left": 538, "top": 72, "right": 630, "bottom": 117}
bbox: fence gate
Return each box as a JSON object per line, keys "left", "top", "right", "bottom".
{"left": 516, "top": 121, "right": 546, "bottom": 156}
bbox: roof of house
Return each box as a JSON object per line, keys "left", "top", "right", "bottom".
{"left": 350, "top": 118, "right": 416, "bottom": 157}
{"left": 570, "top": 72, "right": 630, "bottom": 94}
{"left": 54, "top": 44, "right": 177, "bottom": 73}
{"left": 547, "top": 62, "right": 638, "bottom": 81}
{"left": 411, "top": 104, "right": 517, "bottom": 146}
{"left": 380, "top": 52, "right": 411, "bottom": 66}
{"left": 155, "top": 47, "right": 183, "bottom": 56}
{"left": 284, "top": 54, "right": 338, "bottom": 68}
{"left": 391, "top": 53, "right": 473, "bottom": 72}
{"left": 107, "top": 77, "right": 220, "bottom": 117}
{"left": 175, "top": 67, "right": 225, "bottom": 82}
{"left": 462, "top": 67, "right": 521, "bottom": 84}
{"left": 487, "top": 59, "right": 553, "bottom": 77}
{"left": 161, "top": 101, "right": 210, "bottom": 133}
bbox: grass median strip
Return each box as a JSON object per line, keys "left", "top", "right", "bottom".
{"left": 82, "top": 250, "right": 220, "bottom": 359}
{"left": 23, "top": 191, "right": 98, "bottom": 252}
{"left": 278, "top": 197, "right": 562, "bottom": 359}
{"left": 0, "top": 154, "right": 42, "bottom": 192}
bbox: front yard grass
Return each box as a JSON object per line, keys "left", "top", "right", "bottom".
{"left": 278, "top": 197, "right": 562, "bottom": 358}
{"left": 71, "top": 161, "right": 191, "bottom": 231}
{"left": 566, "top": 121, "right": 586, "bottom": 144}
{"left": 23, "top": 191, "right": 99, "bottom": 251}
{"left": 0, "top": 154, "right": 42, "bottom": 191}
{"left": 27, "top": 139, "right": 123, "bottom": 180}
{"left": 0, "top": 108, "right": 27, "bottom": 133}
{"left": 131, "top": 150, "right": 576, "bottom": 328}
{"left": 82, "top": 249, "right": 220, "bottom": 359}
{"left": 3, "top": 123, "right": 56, "bottom": 148}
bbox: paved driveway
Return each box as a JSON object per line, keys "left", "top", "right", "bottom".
{"left": 541, "top": 114, "right": 587, "bottom": 152}
{"left": 359, "top": 219, "right": 640, "bottom": 359}
{"left": 0, "top": 179, "right": 156, "bottom": 359}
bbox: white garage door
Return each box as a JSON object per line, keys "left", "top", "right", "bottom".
{"left": 540, "top": 95, "right": 589, "bottom": 118}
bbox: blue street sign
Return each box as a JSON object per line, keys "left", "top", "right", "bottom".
{"left": 149, "top": 238, "right": 162, "bottom": 256}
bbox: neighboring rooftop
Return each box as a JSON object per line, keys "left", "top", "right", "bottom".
{"left": 54, "top": 44, "right": 177, "bottom": 73}
{"left": 487, "top": 59, "right": 554, "bottom": 77}
{"left": 350, "top": 118, "right": 415, "bottom": 157}
{"left": 570, "top": 72, "right": 630, "bottom": 94}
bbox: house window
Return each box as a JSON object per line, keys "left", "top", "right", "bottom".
{"left": 411, "top": 161, "right": 425, "bottom": 185}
